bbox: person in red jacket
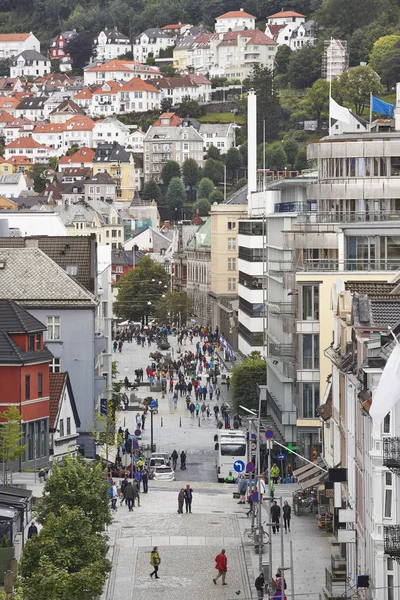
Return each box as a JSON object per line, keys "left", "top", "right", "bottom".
{"left": 213, "top": 549, "right": 228, "bottom": 585}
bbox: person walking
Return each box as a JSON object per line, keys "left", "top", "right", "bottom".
{"left": 213, "top": 549, "right": 228, "bottom": 585}
{"left": 171, "top": 449, "right": 178, "bottom": 470}
{"left": 226, "top": 376, "right": 230, "bottom": 391}
{"left": 150, "top": 546, "right": 161, "bottom": 579}
{"left": 141, "top": 413, "right": 146, "bottom": 430}
{"left": 213, "top": 404, "right": 219, "bottom": 420}
{"left": 28, "top": 521, "right": 38, "bottom": 539}
{"left": 201, "top": 402, "right": 206, "bottom": 419}
{"left": 283, "top": 500, "right": 291, "bottom": 533}
{"left": 237, "top": 474, "right": 248, "bottom": 504}
{"left": 195, "top": 401, "right": 200, "bottom": 417}
{"left": 110, "top": 481, "right": 118, "bottom": 510}
{"left": 177, "top": 488, "right": 185, "bottom": 514}
{"left": 120, "top": 476, "right": 129, "bottom": 506}
{"left": 142, "top": 467, "right": 149, "bottom": 494}
{"left": 180, "top": 451, "right": 187, "bottom": 470}
{"left": 132, "top": 479, "right": 141, "bottom": 507}
{"left": 134, "top": 469, "right": 142, "bottom": 492}
{"left": 271, "top": 500, "right": 281, "bottom": 533}
{"left": 270, "top": 463, "right": 280, "bottom": 484}
{"left": 255, "top": 572, "right": 266, "bottom": 599}
{"left": 189, "top": 402, "right": 195, "bottom": 418}
{"left": 124, "top": 481, "right": 134, "bottom": 511}
{"left": 184, "top": 484, "right": 193, "bottom": 513}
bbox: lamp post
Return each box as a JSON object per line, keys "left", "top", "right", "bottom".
{"left": 150, "top": 407, "right": 155, "bottom": 452}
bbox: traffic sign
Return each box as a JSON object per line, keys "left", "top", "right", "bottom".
{"left": 252, "top": 491, "right": 259, "bottom": 503}
{"left": 233, "top": 460, "right": 245, "bottom": 473}
{"left": 251, "top": 433, "right": 257, "bottom": 440}
{"left": 132, "top": 440, "right": 139, "bottom": 450}
{"left": 265, "top": 430, "right": 274, "bottom": 439}
{"left": 251, "top": 441, "right": 257, "bottom": 452}
{"left": 278, "top": 453, "right": 285, "bottom": 460}
{"left": 121, "top": 454, "right": 131, "bottom": 467}
{"left": 246, "top": 462, "right": 255, "bottom": 473}
{"left": 134, "top": 429, "right": 142, "bottom": 437}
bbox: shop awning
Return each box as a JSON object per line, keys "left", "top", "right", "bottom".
{"left": 298, "top": 471, "right": 327, "bottom": 491}
{"left": 294, "top": 459, "right": 327, "bottom": 485}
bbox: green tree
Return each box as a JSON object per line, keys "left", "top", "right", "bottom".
{"left": 48, "top": 156, "right": 59, "bottom": 171}
{"left": 264, "top": 143, "right": 287, "bottom": 171}
{"left": 206, "top": 145, "right": 222, "bottom": 161}
{"left": 301, "top": 78, "right": 330, "bottom": 125}
{"left": 160, "top": 64, "right": 178, "bottom": 77}
{"left": 369, "top": 34, "right": 400, "bottom": 70}
{"left": 338, "top": 65, "right": 383, "bottom": 115}
{"left": 161, "top": 160, "right": 181, "bottom": 186}
{"left": 35, "top": 455, "right": 112, "bottom": 533}
{"left": 0, "top": 406, "right": 25, "bottom": 484}
{"left": 115, "top": 255, "right": 169, "bottom": 322}
{"left": 274, "top": 45, "right": 292, "bottom": 74}
{"left": 182, "top": 158, "right": 200, "bottom": 201}
{"left": 142, "top": 179, "right": 162, "bottom": 203}
{"left": 27, "top": 165, "right": 52, "bottom": 193}
{"left": 161, "top": 97, "right": 173, "bottom": 112}
{"left": 287, "top": 44, "right": 321, "bottom": 89}
{"left": 193, "top": 198, "right": 211, "bottom": 216}
{"left": 197, "top": 177, "right": 214, "bottom": 199}
{"left": 202, "top": 158, "right": 224, "bottom": 185}
{"left": 209, "top": 189, "right": 224, "bottom": 204}
{"left": 20, "top": 507, "right": 111, "bottom": 600}
{"left": 65, "top": 31, "right": 94, "bottom": 71}
{"left": 176, "top": 100, "right": 203, "bottom": 118}
{"left": 282, "top": 136, "right": 299, "bottom": 169}
{"left": 375, "top": 46, "right": 400, "bottom": 89}
{"left": 0, "top": 58, "right": 10, "bottom": 77}
{"left": 91, "top": 400, "right": 122, "bottom": 466}
{"left": 232, "top": 177, "right": 248, "bottom": 192}
{"left": 66, "top": 144, "right": 79, "bottom": 156}
{"left": 244, "top": 64, "right": 281, "bottom": 141}
{"left": 155, "top": 291, "right": 192, "bottom": 325}
{"left": 167, "top": 176, "right": 186, "bottom": 214}
{"left": 295, "top": 147, "right": 309, "bottom": 171}
{"left": 225, "top": 147, "right": 242, "bottom": 181}
{"left": 231, "top": 352, "right": 266, "bottom": 413}
{"left": 315, "top": 0, "right": 397, "bottom": 36}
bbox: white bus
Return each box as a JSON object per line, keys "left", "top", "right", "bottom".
{"left": 214, "top": 431, "right": 248, "bottom": 482}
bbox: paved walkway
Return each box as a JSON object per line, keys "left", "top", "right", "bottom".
{"left": 99, "top": 335, "right": 332, "bottom": 600}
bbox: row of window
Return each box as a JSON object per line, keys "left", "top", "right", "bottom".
{"left": 25, "top": 373, "right": 43, "bottom": 400}
{"left": 22, "top": 420, "right": 48, "bottom": 462}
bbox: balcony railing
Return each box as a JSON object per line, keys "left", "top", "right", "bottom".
{"left": 384, "top": 525, "right": 400, "bottom": 558}
{"left": 269, "top": 342, "right": 296, "bottom": 361}
{"left": 296, "top": 211, "right": 400, "bottom": 224}
{"left": 269, "top": 260, "right": 295, "bottom": 274}
{"left": 269, "top": 302, "right": 296, "bottom": 316}
{"left": 300, "top": 259, "right": 400, "bottom": 272}
{"left": 383, "top": 438, "right": 400, "bottom": 474}
{"left": 274, "top": 201, "right": 316, "bottom": 214}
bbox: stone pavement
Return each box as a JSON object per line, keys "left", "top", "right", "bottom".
{"left": 100, "top": 335, "right": 332, "bottom": 600}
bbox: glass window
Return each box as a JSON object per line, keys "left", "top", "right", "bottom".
{"left": 67, "top": 417, "right": 71, "bottom": 436}
{"left": 228, "top": 237, "right": 236, "bottom": 250}
{"left": 59, "top": 419, "right": 64, "bottom": 437}
{"left": 28, "top": 334, "right": 35, "bottom": 351}
{"left": 384, "top": 489, "right": 392, "bottom": 518}
{"left": 387, "top": 558, "right": 394, "bottom": 600}
{"left": 38, "top": 373, "right": 43, "bottom": 398}
{"left": 28, "top": 422, "right": 34, "bottom": 460}
{"left": 302, "top": 285, "right": 319, "bottom": 320}
{"left": 301, "top": 334, "right": 319, "bottom": 369}
{"left": 228, "top": 278, "right": 236, "bottom": 291}
{"left": 25, "top": 375, "right": 31, "bottom": 400}
{"left": 49, "top": 358, "right": 60, "bottom": 373}
{"left": 220, "top": 443, "right": 246, "bottom": 456}
{"left": 46, "top": 316, "right": 60, "bottom": 341}
{"left": 384, "top": 413, "right": 391, "bottom": 434}
{"left": 302, "top": 383, "right": 320, "bottom": 418}
{"left": 227, "top": 258, "right": 236, "bottom": 271}
{"left": 66, "top": 264, "right": 78, "bottom": 276}
{"left": 227, "top": 218, "right": 236, "bottom": 230}
{"left": 41, "top": 419, "right": 47, "bottom": 457}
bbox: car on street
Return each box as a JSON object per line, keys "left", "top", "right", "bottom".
{"left": 150, "top": 452, "right": 170, "bottom": 466}
{"left": 151, "top": 465, "right": 175, "bottom": 481}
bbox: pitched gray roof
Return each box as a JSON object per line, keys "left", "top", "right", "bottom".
{"left": 140, "top": 28, "right": 170, "bottom": 40}
{"left": 13, "top": 50, "right": 49, "bottom": 63}
{"left": 94, "top": 142, "right": 130, "bottom": 163}
{"left": 144, "top": 125, "right": 203, "bottom": 142}
{"left": 0, "top": 248, "right": 97, "bottom": 308}
{"left": 223, "top": 184, "right": 248, "bottom": 205}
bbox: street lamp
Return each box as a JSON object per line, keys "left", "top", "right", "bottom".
{"left": 149, "top": 407, "right": 156, "bottom": 452}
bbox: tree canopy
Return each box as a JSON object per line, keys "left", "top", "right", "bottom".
{"left": 155, "top": 291, "right": 192, "bottom": 324}
{"left": 114, "top": 255, "right": 169, "bottom": 322}
{"left": 65, "top": 31, "right": 94, "bottom": 71}
{"left": 142, "top": 179, "right": 162, "bottom": 203}
{"left": 231, "top": 352, "right": 267, "bottom": 413}
{"left": 166, "top": 176, "right": 186, "bottom": 213}
{"left": 197, "top": 177, "right": 214, "bottom": 199}
{"left": 287, "top": 44, "right": 321, "bottom": 89}
{"left": 161, "top": 160, "right": 181, "bottom": 186}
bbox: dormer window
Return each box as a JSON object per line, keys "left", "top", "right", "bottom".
{"left": 28, "top": 334, "right": 35, "bottom": 351}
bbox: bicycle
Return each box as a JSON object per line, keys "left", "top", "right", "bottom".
{"left": 243, "top": 523, "right": 270, "bottom": 543}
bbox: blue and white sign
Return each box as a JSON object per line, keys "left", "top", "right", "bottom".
{"left": 278, "top": 453, "right": 285, "bottom": 461}
{"left": 233, "top": 460, "right": 245, "bottom": 473}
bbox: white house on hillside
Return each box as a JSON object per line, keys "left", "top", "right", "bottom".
{"left": 49, "top": 372, "right": 81, "bottom": 463}
{"left": 95, "top": 28, "right": 131, "bottom": 62}
{"left": 92, "top": 117, "right": 130, "bottom": 148}
{"left": 133, "top": 28, "right": 175, "bottom": 63}
{"left": 265, "top": 9, "right": 306, "bottom": 46}
{"left": 0, "top": 172, "right": 27, "bottom": 198}
{"left": 0, "top": 33, "right": 40, "bottom": 59}
{"left": 199, "top": 123, "right": 235, "bottom": 154}
{"left": 215, "top": 9, "right": 256, "bottom": 33}
{"left": 10, "top": 50, "right": 51, "bottom": 78}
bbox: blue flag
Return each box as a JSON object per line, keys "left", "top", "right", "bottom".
{"left": 371, "top": 96, "right": 394, "bottom": 117}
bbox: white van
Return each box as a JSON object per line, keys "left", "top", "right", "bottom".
{"left": 214, "top": 430, "right": 248, "bottom": 482}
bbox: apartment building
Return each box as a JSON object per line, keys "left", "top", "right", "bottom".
{"left": 94, "top": 28, "right": 131, "bottom": 62}
{"left": 133, "top": 28, "right": 175, "bottom": 63}
{"left": 0, "top": 33, "right": 40, "bottom": 59}
{"left": 215, "top": 9, "right": 256, "bottom": 33}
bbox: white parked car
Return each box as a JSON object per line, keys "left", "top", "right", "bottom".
{"left": 152, "top": 465, "right": 175, "bottom": 481}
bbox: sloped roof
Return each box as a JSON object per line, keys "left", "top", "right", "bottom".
{"left": 187, "top": 218, "right": 211, "bottom": 248}
{"left": 144, "top": 125, "right": 203, "bottom": 142}
{"left": 92, "top": 81, "right": 122, "bottom": 95}
{"left": 49, "top": 99, "right": 85, "bottom": 115}
{"left": 119, "top": 78, "right": 159, "bottom": 93}
{"left": 161, "top": 23, "right": 189, "bottom": 30}
{"left": 223, "top": 184, "right": 248, "bottom": 205}
{"left": 217, "top": 10, "right": 256, "bottom": 19}
{"left": 0, "top": 247, "right": 97, "bottom": 307}
{"left": 6, "top": 137, "right": 51, "bottom": 150}
{"left": 94, "top": 141, "right": 130, "bottom": 163}
{"left": 15, "top": 96, "right": 48, "bottom": 110}
{"left": 345, "top": 281, "right": 400, "bottom": 300}
{"left": 0, "top": 110, "right": 15, "bottom": 123}
{"left": 0, "top": 34, "right": 31, "bottom": 42}
{"left": 59, "top": 147, "right": 95, "bottom": 165}
{"left": 13, "top": 50, "right": 49, "bottom": 63}
{"left": 85, "top": 60, "right": 161, "bottom": 75}
{"left": 64, "top": 115, "right": 95, "bottom": 130}
{"left": 153, "top": 112, "right": 183, "bottom": 127}
{"left": 141, "top": 28, "right": 170, "bottom": 39}
{"left": 49, "top": 372, "right": 80, "bottom": 429}
{"left": 267, "top": 9, "right": 305, "bottom": 18}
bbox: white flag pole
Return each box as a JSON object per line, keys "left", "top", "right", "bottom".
{"left": 369, "top": 92, "right": 373, "bottom": 132}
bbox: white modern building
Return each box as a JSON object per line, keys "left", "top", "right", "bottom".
{"left": 10, "top": 50, "right": 51, "bottom": 78}
{"left": 215, "top": 9, "right": 256, "bottom": 33}
{"left": 0, "top": 33, "right": 40, "bottom": 59}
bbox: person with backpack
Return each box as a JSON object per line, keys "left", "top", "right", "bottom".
{"left": 255, "top": 572, "right": 266, "bottom": 599}
{"left": 171, "top": 449, "right": 178, "bottom": 470}
{"left": 150, "top": 547, "right": 161, "bottom": 579}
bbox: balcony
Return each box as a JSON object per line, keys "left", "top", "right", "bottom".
{"left": 268, "top": 260, "right": 294, "bottom": 275}
{"left": 384, "top": 525, "right": 400, "bottom": 558}
{"left": 269, "top": 341, "right": 296, "bottom": 362}
{"left": 274, "top": 201, "right": 316, "bottom": 214}
{"left": 301, "top": 259, "right": 400, "bottom": 272}
{"left": 383, "top": 437, "right": 400, "bottom": 474}
{"left": 296, "top": 210, "right": 400, "bottom": 224}
{"left": 269, "top": 301, "right": 296, "bottom": 317}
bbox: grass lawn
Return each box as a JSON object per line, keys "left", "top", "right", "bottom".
{"left": 198, "top": 113, "right": 245, "bottom": 124}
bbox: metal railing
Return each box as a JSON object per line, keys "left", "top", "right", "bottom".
{"left": 296, "top": 211, "right": 400, "bottom": 224}
{"left": 383, "top": 437, "right": 400, "bottom": 473}
{"left": 384, "top": 525, "right": 400, "bottom": 557}
{"left": 269, "top": 260, "right": 295, "bottom": 274}
{"left": 274, "top": 201, "right": 316, "bottom": 214}
{"left": 269, "top": 342, "right": 296, "bottom": 360}
{"left": 300, "top": 259, "right": 400, "bottom": 272}
{"left": 269, "top": 301, "right": 296, "bottom": 316}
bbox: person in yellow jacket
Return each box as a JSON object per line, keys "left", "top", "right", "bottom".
{"left": 150, "top": 546, "right": 160, "bottom": 579}
{"left": 270, "top": 463, "right": 280, "bottom": 484}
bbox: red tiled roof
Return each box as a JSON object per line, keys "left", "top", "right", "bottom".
{"left": 49, "top": 372, "right": 66, "bottom": 429}
{"left": 5, "top": 155, "right": 32, "bottom": 165}
{"left": 93, "top": 81, "right": 122, "bottom": 95}
{"left": 59, "top": 146, "right": 95, "bottom": 164}
{"left": 64, "top": 116, "right": 95, "bottom": 130}
{"left": 119, "top": 78, "right": 159, "bottom": 93}
{"left": 0, "top": 33, "right": 31, "bottom": 42}
{"left": 74, "top": 87, "right": 94, "bottom": 100}
{"left": 267, "top": 9, "right": 305, "bottom": 18}
{"left": 161, "top": 23, "right": 189, "bottom": 30}
{"left": 85, "top": 59, "right": 161, "bottom": 74}
{"left": 153, "top": 112, "right": 183, "bottom": 127}
{"left": 6, "top": 137, "right": 51, "bottom": 149}
{"left": 0, "top": 110, "right": 15, "bottom": 123}
{"left": 217, "top": 10, "right": 256, "bottom": 19}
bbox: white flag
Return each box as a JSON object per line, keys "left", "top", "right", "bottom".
{"left": 369, "top": 344, "right": 400, "bottom": 424}
{"left": 329, "top": 97, "right": 351, "bottom": 124}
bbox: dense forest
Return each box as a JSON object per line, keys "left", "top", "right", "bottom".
{"left": 1, "top": 0, "right": 399, "bottom": 57}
